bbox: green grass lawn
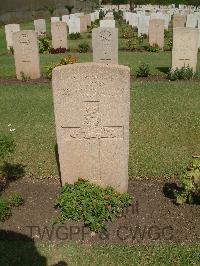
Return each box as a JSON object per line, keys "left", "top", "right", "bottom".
{"left": 1, "top": 241, "right": 200, "bottom": 266}
{"left": 0, "top": 81, "right": 199, "bottom": 178}
{"left": 1, "top": 19, "right": 200, "bottom": 265}
{"left": 1, "top": 22, "right": 200, "bottom": 78}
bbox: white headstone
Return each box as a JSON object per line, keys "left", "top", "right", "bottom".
{"left": 100, "top": 20, "right": 115, "bottom": 28}
{"left": 51, "top": 22, "right": 68, "bottom": 49}
{"left": 92, "top": 27, "right": 118, "bottom": 64}
{"left": 129, "top": 13, "right": 139, "bottom": 28}
{"left": 34, "top": 19, "right": 46, "bottom": 36}
{"left": 138, "top": 15, "right": 150, "bottom": 36}
{"left": 5, "top": 24, "right": 20, "bottom": 50}
{"left": 186, "top": 14, "right": 198, "bottom": 28}
{"left": 52, "top": 63, "right": 130, "bottom": 193}
{"left": 62, "top": 15, "right": 70, "bottom": 25}
{"left": 13, "top": 30, "right": 40, "bottom": 80}
{"left": 51, "top": 17, "right": 60, "bottom": 22}
{"left": 69, "top": 18, "right": 80, "bottom": 34}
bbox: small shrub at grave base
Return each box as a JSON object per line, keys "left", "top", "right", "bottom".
{"left": 126, "top": 39, "right": 142, "bottom": 51}
{"left": 173, "top": 158, "right": 200, "bottom": 205}
{"left": 77, "top": 42, "right": 89, "bottom": 53}
{"left": 49, "top": 47, "right": 69, "bottom": 54}
{"left": 168, "top": 66, "right": 196, "bottom": 81}
{"left": 46, "top": 54, "right": 76, "bottom": 79}
{"left": 0, "top": 193, "right": 24, "bottom": 222}
{"left": 136, "top": 62, "right": 151, "bottom": 77}
{"left": 0, "top": 197, "right": 11, "bottom": 221}
{"left": 121, "top": 27, "right": 134, "bottom": 39}
{"left": 8, "top": 193, "right": 24, "bottom": 207}
{"left": 9, "top": 47, "right": 14, "bottom": 55}
{"left": 0, "top": 134, "right": 15, "bottom": 159}
{"left": 54, "top": 179, "right": 133, "bottom": 232}
{"left": 0, "top": 134, "right": 15, "bottom": 190}
{"left": 69, "top": 33, "right": 81, "bottom": 40}
{"left": 141, "top": 33, "right": 147, "bottom": 39}
{"left": 145, "top": 44, "right": 160, "bottom": 52}
{"left": 164, "top": 39, "right": 173, "bottom": 51}
{"left": 20, "top": 72, "right": 30, "bottom": 82}
{"left": 39, "top": 34, "right": 51, "bottom": 54}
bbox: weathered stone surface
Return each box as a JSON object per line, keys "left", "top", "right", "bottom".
{"left": 86, "top": 14, "right": 91, "bottom": 27}
{"left": 186, "top": 14, "right": 198, "bottom": 28}
{"left": 51, "top": 22, "right": 68, "bottom": 49}
{"left": 92, "top": 27, "right": 118, "bottom": 64}
{"left": 13, "top": 30, "right": 40, "bottom": 80}
{"left": 172, "top": 27, "right": 199, "bottom": 71}
{"left": 5, "top": 24, "right": 20, "bottom": 50}
{"left": 138, "top": 15, "right": 150, "bottom": 36}
{"left": 62, "top": 15, "right": 70, "bottom": 25}
{"left": 149, "top": 19, "right": 165, "bottom": 49}
{"left": 173, "top": 15, "right": 186, "bottom": 27}
{"left": 100, "top": 20, "right": 115, "bottom": 28}
{"left": 80, "top": 15, "right": 88, "bottom": 32}
{"left": 51, "top": 17, "right": 60, "bottom": 22}
{"left": 129, "top": 13, "right": 139, "bottom": 28}
{"left": 68, "top": 17, "right": 80, "bottom": 34}
{"left": 34, "top": 19, "right": 46, "bottom": 36}
{"left": 52, "top": 63, "right": 130, "bottom": 193}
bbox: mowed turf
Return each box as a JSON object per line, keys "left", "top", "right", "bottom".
{"left": 0, "top": 22, "right": 200, "bottom": 78}
{"left": 0, "top": 81, "right": 199, "bottom": 178}
{"left": 1, "top": 241, "right": 200, "bottom": 266}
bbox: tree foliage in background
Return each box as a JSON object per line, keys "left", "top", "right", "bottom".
{"left": 102, "top": 0, "right": 200, "bottom": 6}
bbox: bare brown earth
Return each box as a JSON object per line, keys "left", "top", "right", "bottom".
{"left": 0, "top": 177, "right": 199, "bottom": 244}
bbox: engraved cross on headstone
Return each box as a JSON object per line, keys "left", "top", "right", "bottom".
{"left": 62, "top": 101, "right": 124, "bottom": 179}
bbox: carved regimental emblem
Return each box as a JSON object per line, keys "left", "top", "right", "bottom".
{"left": 62, "top": 101, "right": 124, "bottom": 140}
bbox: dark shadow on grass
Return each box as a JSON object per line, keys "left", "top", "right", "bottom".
{"left": 55, "top": 144, "right": 62, "bottom": 187}
{"left": 0, "top": 162, "right": 25, "bottom": 192}
{"left": 163, "top": 182, "right": 180, "bottom": 200}
{"left": 0, "top": 230, "right": 47, "bottom": 266}
{"left": 156, "top": 67, "right": 170, "bottom": 74}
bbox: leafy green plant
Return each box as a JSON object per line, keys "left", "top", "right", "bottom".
{"left": 164, "top": 39, "right": 173, "bottom": 51}
{"left": 39, "top": 35, "right": 51, "bottom": 53}
{"left": 0, "top": 197, "right": 11, "bottom": 221}
{"left": 69, "top": 32, "right": 81, "bottom": 40}
{"left": 77, "top": 42, "right": 89, "bottom": 53}
{"left": 54, "top": 179, "right": 133, "bottom": 232}
{"left": 46, "top": 54, "right": 76, "bottom": 79}
{"left": 145, "top": 44, "right": 160, "bottom": 52}
{"left": 0, "top": 134, "right": 15, "bottom": 159}
{"left": 0, "top": 193, "right": 24, "bottom": 222}
{"left": 121, "top": 25, "right": 134, "bottom": 39}
{"left": 20, "top": 72, "right": 30, "bottom": 82}
{"left": 8, "top": 193, "right": 24, "bottom": 207}
{"left": 136, "top": 62, "right": 151, "bottom": 77}
{"left": 9, "top": 46, "right": 14, "bottom": 55}
{"left": 168, "top": 66, "right": 195, "bottom": 81}
{"left": 173, "top": 159, "right": 200, "bottom": 204}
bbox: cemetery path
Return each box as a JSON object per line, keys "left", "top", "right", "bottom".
{"left": 0, "top": 177, "right": 200, "bottom": 245}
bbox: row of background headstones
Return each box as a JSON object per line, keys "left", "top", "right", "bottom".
{"left": 4, "top": 8, "right": 200, "bottom": 80}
